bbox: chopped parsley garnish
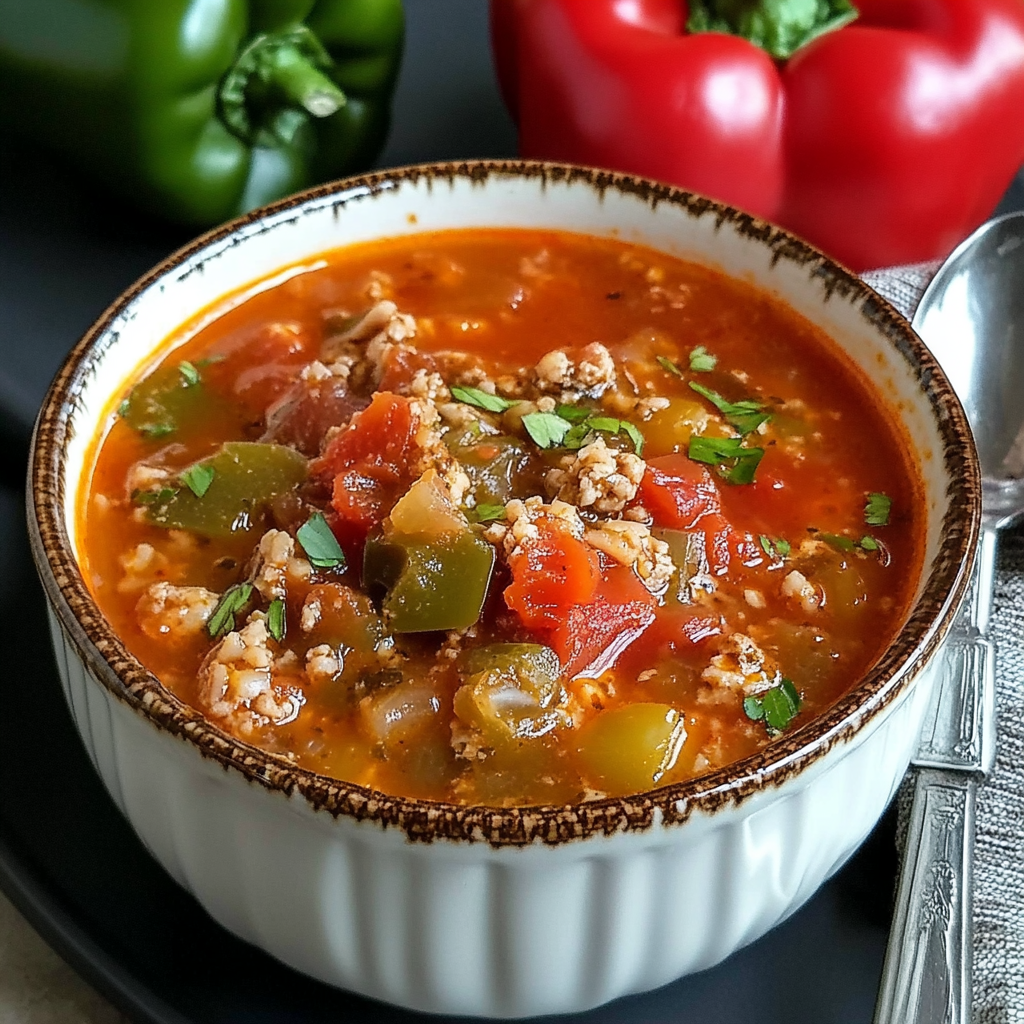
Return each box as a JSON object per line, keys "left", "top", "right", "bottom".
{"left": 620, "top": 421, "right": 644, "bottom": 455}
{"left": 820, "top": 532, "right": 885, "bottom": 555}
{"left": 266, "top": 598, "right": 286, "bottom": 642}
{"left": 207, "top": 582, "right": 254, "bottom": 639}
{"left": 819, "top": 532, "right": 856, "bottom": 552}
{"left": 865, "top": 492, "right": 891, "bottom": 526}
{"left": 178, "top": 361, "right": 201, "bottom": 387}
{"left": 297, "top": 512, "right": 347, "bottom": 569}
{"left": 132, "top": 487, "right": 177, "bottom": 506}
{"left": 688, "top": 435, "right": 764, "bottom": 484}
{"left": 556, "top": 403, "right": 591, "bottom": 423}
{"left": 759, "top": 535, "right": 790, "bottom": 560}
{"left": 744, "top": 679, "right": 801, "bottom": 735}
{"left": 522, "top": 411, "right": 572, "bottom": 448}
{"left": 657, "top": 355, "right": 683, "bottom": 377}
{"left": 689, "top": 381, "right": 770, "bottom": 435}
{"left": 689, "top": 346, "right": 717, "bottom": 372}
{"left": 562, "top": 422, "right": 592, "bottom": 449}
{"left": 474, "top": 503, "right": 506, "bottom": 523}
{"left": 450, "top": 385, "right": 515, "bottom": 413}
{"left": 117, "top": 398, "right": 130, "bottom": 418}
{"left": 559, "top": 414, "right": 644, "bottom": 455}
{"left": 180, "top": 463, "right": 215, "bottom": 498}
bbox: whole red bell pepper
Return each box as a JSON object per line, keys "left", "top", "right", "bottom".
{"left": 491, "top": 0, "right": 1024, "bottom": 270}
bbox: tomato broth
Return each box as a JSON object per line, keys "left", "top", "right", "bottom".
{"left": 80, "top": 229, "right": 924, "bottom": 806}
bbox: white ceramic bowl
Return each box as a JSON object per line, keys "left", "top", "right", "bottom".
{"left": 28, "top": 162, "right": 979, "bottom": 1018}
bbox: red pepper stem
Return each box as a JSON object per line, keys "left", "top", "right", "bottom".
{"left": 266, "top": 46, "right": 346, "bottom": 119}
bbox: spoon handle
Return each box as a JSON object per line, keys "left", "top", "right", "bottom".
{"left": 873, "top": 769, "right": 975, "bottom": 1024}
{"left": 915, "top": 526, "right": 998, "bottom": 775}
{"left": 874, "top": 527, "right": 997, "bottom": 1024}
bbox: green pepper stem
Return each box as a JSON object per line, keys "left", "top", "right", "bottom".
{"left": 686, "top": 0, "right": 858, "bottom": 60}
{"left": 267, "top": 45, "right": 346, "bottom": 119}
{"left": 218, "top": 25, "right": 347, "bottom": 145}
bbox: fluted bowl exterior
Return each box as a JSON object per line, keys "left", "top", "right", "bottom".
{"left": 29, "top": 162, "right": 979, "bottom": 1018}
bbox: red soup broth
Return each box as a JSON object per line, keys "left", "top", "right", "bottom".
{"left": 79, "top": 229, "right": 924, "bottom": 806}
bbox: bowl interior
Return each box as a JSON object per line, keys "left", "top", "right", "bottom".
{"left": 37, "top": 162, "right": 979, "bottom": 826}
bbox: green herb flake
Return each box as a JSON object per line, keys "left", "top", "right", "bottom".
{"left": 657, "top": 355, "right": 683, "bottom": 378}
{"left": 562, "top": 424, "right": 594, "bottom": 450}
{"left": 688, "top": 434, "right": 764, "bottom": 485}
{"left": 266, "top": 598, "right": 286, "bottom": 642}
{"left": 207, "top": 582, "right": 254, "bottom": 639}
{"left": 759, "top": 535, "right": 791, "bottom": 560}
{"left": 560, "top": 414, "right": 645, "bottom": 455}
{"left": 620, "top": 421, "right": 645, "bottom": 456}
{"left": 743, "top": 696, "right": 765, "bottom": 721}
{"left": 689, "top": 381, "right": 771, "bottom": 435}
{"left": 180, "top": 463, "right": 215, "bottom": 499}
{"left": 117, "top": 398, "right": 130, "bottom": 418}
{"left": 474, "top": 503, "right": 506, "bottom": 523}
{"left": 865, "top": 492, "right": 892, "bottom": 526}
{"left": 745, "top": 679, "right": 802, "bottom": 734}
{"left": 762, "top": 679, "right": 802, "bottom": 733}
{"left": 522, "top": 411, "right": 572, "bottom": 449}
{"left": 859, "top": 535, "right": 879, "bottom": 552}
{"left": 556, "top": 404, "right": 591, "bottom": 423}
{"left": 297, "top": 512, "right": 347, "bottom": 569}
{"left": 132, "top": 487, "right": 177, "bottom": 506}
{"left": 450, "top": 385, "right": 515, "bottom": 413}
{"left": 689, "top": 346, "right": 717, "bottom": 372}
{"left": 819, "top": 532, "right": 856, "bottom": 552}
{"left": 178, "top": 361, "right": 201, "bottom": 387}
{"left": 586, "top": 416, "right": 622, "bottom": 434}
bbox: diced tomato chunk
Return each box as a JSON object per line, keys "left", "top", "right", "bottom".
{"left": 552, "top": 599, "right": 656, "bottom": 679}
{"left": 313, "top": 392, "right": 418, "bottom": 480}
{"left": 504, "top": 520, "right": 601, "bottom": 631}
{"left": 648, "top": 610, "right": 724, "bottom": 651}
{"left": 310, "top": 393, "right": 421, "bottom": 546}
{"left": 377, "top": 348, "right": 439, "bottom": 394}
{"left": 263, "top": 376, "right": 369, "bottom": 457}
{"left": 548, "top": 565, "right": 657, "bottom": 678}
{"left": 639, "top": 454, "right": 722, "bottom": 530}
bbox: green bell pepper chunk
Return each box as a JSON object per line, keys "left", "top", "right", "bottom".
{"left": 446, "top": 432, "right": 546, "bottom": 507}
{"left": 363, "top": 530, "right": 496, "bottom": 633}
{"left": 119, "top": 359, "right": 209, "bottom": 439}
{"left": 146, "top": 441, "right": 307, "bottom": 537}
{"left": 0, "top": 0, "right": 404, "bottom": 226}
{"left": 653, "top": 527, "right": 709, "bottom": 606}
{"left": 460, "top": 643, "right": 562, "bottom": 700}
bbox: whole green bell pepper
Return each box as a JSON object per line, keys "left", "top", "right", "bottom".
{"left": 0, "top": 0, "right": 403, "bottom": 226}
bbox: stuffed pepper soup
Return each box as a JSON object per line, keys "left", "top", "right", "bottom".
{"left": 79, "top": 228, "right": 924, "bottom": 807}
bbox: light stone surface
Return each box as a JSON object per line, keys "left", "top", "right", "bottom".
{"left": 0, "top": 891, "right": 126, "bottom": 1024}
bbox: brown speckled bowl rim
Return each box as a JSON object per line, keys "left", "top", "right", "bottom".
{"left": 27, "top": 160, "right": 980, "bottom": 847}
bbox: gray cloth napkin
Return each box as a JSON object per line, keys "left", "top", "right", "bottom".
{"left": 862, "top": 264, "right": 1024, "bottom": 1023}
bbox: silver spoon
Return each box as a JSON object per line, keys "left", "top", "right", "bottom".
{"left": 873, "top": 211, "right": 1024, "bottom": 1024}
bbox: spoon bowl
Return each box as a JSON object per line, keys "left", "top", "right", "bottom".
{"left": 915, "top": 211, "right": 1024, "bottom": 527}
